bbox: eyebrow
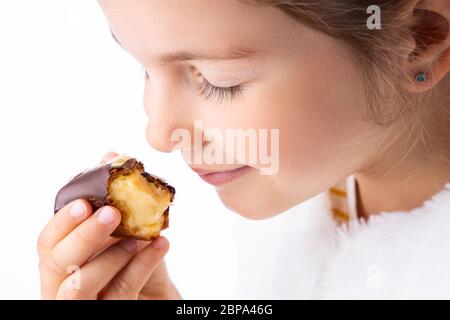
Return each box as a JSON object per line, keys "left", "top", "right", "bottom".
{"left": 110, "top": 29, "right": 260, "bottom": 64}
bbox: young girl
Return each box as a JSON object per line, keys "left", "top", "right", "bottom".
{"left": 38, "top": 0, "right": 450, "bottom": 299}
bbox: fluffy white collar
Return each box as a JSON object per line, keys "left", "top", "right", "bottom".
{"left": 233, "top": 182, "right": 450, "bottom": 299}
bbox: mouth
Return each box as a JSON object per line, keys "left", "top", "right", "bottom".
{"left": 190, "top": 165, "right": 253, "bottom": 186}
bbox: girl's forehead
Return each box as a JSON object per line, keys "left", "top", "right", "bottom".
{"left": 98, "top": 0, "right": 301, "bottom": 56}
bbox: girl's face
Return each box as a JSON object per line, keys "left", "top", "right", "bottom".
{"left": 99, "top": 0, "right": 384, "bottom": 219}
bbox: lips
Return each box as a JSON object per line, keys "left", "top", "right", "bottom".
{"left": 191, "top": 165, "right": 252, "bottom": 186}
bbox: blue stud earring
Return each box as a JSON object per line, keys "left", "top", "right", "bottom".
{"left": 415, "top": 72, "right": 427, "bottom": 83}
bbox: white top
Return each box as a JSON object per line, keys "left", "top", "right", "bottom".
{"left": 233, "top": 179, "right": 450, "bottom": 299}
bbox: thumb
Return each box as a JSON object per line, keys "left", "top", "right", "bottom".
{"left": 100, "top": 151, "right": 119, "bottom": 164}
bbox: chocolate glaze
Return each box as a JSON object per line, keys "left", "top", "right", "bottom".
{"left": 53, "top": 158, "right": 174, "bottom": 213}
{"left": 54, "top": 163, "right": 112, "bottom": 213}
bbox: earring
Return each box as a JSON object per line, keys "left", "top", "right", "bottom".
{"left": 415, "top": 72, "right": 427, "bottom": 83}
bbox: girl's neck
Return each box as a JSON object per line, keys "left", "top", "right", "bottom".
{"left": 354, "top": 153, "right": 450, "bottom": 220}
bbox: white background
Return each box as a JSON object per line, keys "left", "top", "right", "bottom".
{"left": 0, "top": 0, "right": 292, "bottom": 299}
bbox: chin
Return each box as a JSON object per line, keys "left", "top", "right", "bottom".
{"left": 214, "top": 171, "right": 304, "bottom": 220}
{"left": 217, "top": 190, "right": 290, "bottom": 220}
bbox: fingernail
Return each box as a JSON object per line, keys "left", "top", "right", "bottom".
{"left": 119, "top": 239, "right": 137, "bottom": 253}
{"left": 151, "top": 237, "right": 166, "bottom": 250}
{"left": 96, "top": 207, "right": 117, "bottom": 225}
{"left": 69, "top": 200, "right": 86, "bottom": 218}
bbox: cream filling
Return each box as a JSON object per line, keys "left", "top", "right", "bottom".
{"left": 109, "top": 171, "right": 171, "bottom": 235}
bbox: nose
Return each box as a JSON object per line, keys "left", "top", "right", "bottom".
{"left": 143, "top": 77, "right": 193, "bottom": 153}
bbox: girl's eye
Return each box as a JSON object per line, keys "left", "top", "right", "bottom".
{"left": 194, "top": 71, "right": 243, "bottom": 104}
{"left": 142, "top": 67, "right": 243, "bottom": 104}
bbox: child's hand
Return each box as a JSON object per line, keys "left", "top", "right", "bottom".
{"left": 37, "top": 152, "right": 180, "bottom": 300}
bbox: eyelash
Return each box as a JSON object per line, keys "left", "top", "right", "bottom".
{"left": 196, "top": 74, "right": 243, "bottom": 104}
{"left": 142, "top": 68, "right": 243, "bottom": 104}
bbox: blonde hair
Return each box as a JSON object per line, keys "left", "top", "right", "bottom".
{"left": 245, "top": 0, "right": 450, "bottom": 169}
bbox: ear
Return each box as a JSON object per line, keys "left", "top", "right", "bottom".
{"left": 404, "top": 0, "right": 450, "bottom": 93}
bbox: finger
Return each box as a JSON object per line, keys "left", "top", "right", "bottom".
{"left": 100, "top": 151, "right": 119, "bottom": 164}
{"left": 88, "top": 237, "right": 149, "bottom": 261}
{"left": 40, "top": 206, "right": 121, "bottom": 299}
{"left": 89, "top": 237, "right": 121, "bottom": 261}
{"left": 37, "top": 199, "right": 92, "bottom": 258}
{"left": 56, "top": 239, "right": 150, "bottom": 300}
{"left": 101, "top": 237, "right": 169, "bottom": 300}
{"left": 92, "top": 238, "right": 150, "bottom": 260}
{"left": 140, "top": 260, "right": 172, "bottom": 297}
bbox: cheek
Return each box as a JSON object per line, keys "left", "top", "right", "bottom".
{"left": 214, "top": 52, "right": 373, "bottom": 219}
{"left": 243, "top": 49, "right": 370, "bottom": 187}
